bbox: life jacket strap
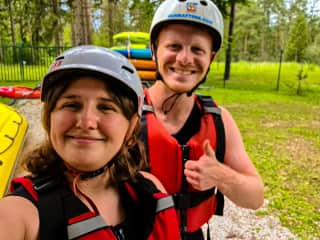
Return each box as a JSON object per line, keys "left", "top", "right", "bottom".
{"left": 156, "top": 195, "right": 175, "bottom": 212}
{"left": 172, "top": 188, "right": 216, "bottom": 209}
{"left": 68, "top": 215, "right": 108, "bottom": 240}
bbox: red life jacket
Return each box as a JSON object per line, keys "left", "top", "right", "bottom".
{"left": 140, "top": 89, "right": 225, "bottom": 233}
{"left": 9, "top": 174, "right": 180, "bottom": 240}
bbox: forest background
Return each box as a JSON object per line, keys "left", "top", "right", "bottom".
{"left": 0, "top": 0, "right": 319, "bottom": 239}
{"left": 0, "top": 0, "right": 320, "bottom": 66}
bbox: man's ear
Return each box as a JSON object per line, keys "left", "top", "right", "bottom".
{"left": 151, "top": 44, "right": 156, "bottom": 61}
{"left": 210, "top": 52, "right": 216, "bottom": 62}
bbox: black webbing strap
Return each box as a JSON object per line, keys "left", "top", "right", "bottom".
{"left": 197, "top": 94, "right": 225, "bottom": 216}
{"left": 180, "top": 145, "right": 190, "bottom": 240}
{"left": 140, "top": 104, "right": 153, "bottom": 171}
{"left": 33, "top": 175, "right": 90, "bottom": 240}
{"left": 30, "top": 175, "right": 69, "bottom": 240}
{"left": 172, "top": 188, "right": 215, "bottom": 209}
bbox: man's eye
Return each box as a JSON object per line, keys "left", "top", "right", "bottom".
{"left": 192, "top": 47, "right": 204, "bottom": 54}
{"left": 98, "top": 104, "right": 114, "bottom": 112}
{"left": 168, "top": 44, "right": 180, "bottom": 51}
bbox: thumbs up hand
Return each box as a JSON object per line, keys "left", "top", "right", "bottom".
{"left": 184, "top": 139, "right": 221, "bottom": 191}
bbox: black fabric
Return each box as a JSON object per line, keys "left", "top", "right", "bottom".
{"left": 119, "top": 174, "right": 158, "bottom": 240}
{"left": 172, "top": 102, "right": 201, "bottom": 145}
{"left": 186, "top": 228, "right": 204, "bottom": 240}
{"left": 173, "top": 188, "right": 215, "bottom": 209}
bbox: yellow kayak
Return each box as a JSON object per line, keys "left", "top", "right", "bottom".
{"left": 0, "top": 103, "right": 28, "bottom": 197}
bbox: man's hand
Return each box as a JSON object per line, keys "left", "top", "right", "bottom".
{"left": 184, "top": 139, "right": 221, "bottom": 191}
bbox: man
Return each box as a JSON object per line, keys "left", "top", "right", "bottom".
{"left": 140, "top": 0, "right": 264, "bottom": 239}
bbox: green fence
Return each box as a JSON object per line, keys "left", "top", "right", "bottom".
{"left": 0, "top": 45, "right": 71, "bottom": 82}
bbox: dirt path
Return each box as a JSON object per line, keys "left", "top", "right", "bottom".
{"left": 15, "top": 99, "right": 298, "bottom": 240}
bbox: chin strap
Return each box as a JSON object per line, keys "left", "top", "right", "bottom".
{"left": 161, "top": 93, "right": 182, "bottom": 114}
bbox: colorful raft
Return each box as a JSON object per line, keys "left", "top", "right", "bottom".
{"left": 0, "top": 86, "right": 41, "bottom": 99}
{"left": 113, "top": 32, "right": 150, "bottom": 45}
{"left": 129, "top": 59, "right": 156, "bottom": 71}
{"left": 111, "top": 31, "right": 156, "bottom": 83}
{"left": 0, "top": 103, "right": 28, "bottom": 197}
{"left": 113, "top": 48, "right": 152, "bottom": 60}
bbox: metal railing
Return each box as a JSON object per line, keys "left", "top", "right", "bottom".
{"left": 0, "top": 45, "right": 70, "bottom": 82}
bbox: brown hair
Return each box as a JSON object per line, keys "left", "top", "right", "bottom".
{"left": 22, "top": 70, "right": 146, "bottom": 186}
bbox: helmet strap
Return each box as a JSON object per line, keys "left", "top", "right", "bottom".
{"left": 161, "top": 93, "right": 182, "bottom": 115}
{"left": 79, "top": 159, "right": 115, "bottom": 180}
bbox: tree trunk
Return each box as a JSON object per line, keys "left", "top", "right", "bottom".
{"left": 52, "top": 0, "right": 61, "bottom": 47}
{"left": 223, "top": 1, "right": 236, "bottom": 82}
{"left": 84, "top": 0, "right": 91, "bottom": 44}
{"left": 72, "top": 0, "right": 90, "bottom": 45}
{"left": 108, "top": 0, "right": 114, "bottom": 47}
{"left": 7, "top": 0, "right": 17, "bottom": 61}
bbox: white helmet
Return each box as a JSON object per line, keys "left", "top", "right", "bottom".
{"left": 41, "top": 45, "right": 144, "bottom": 116}
{"left": 150, "top": 0, "right": 224, "bottom": 52}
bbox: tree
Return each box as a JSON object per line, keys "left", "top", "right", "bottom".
{"left": 285, "top": 12, "right": 310, "bottom": 62}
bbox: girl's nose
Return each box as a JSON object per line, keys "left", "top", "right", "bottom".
{"left": 76, "top": 107, "right": 98, "bottom": 129}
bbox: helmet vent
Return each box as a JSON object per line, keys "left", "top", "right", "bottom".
{"left": 55, "top": 56, "right": 64, "bottom": 60}
{"left": 200, "top": 0, "right": 208, "bottom": 6}
{"left": 178, "top": 0, "right": 187, "bottom": 2}
{"left": 122, "top": 65, "right": 134, "bottom": 74}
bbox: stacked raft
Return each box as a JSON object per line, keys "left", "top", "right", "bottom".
{"left": 111, "top": 32, "right": 156, "bottom": 85}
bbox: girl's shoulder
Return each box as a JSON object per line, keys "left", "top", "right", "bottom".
{"left": 139, "top": 171, "right": 167, "bottom": 193}
{"left": 0, "top": 195, "right": 39, "bottom": 240}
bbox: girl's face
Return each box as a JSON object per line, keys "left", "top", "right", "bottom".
{"left": 155, "top": 24, "right": 215, "bottom": 93}
{"left": 50, "top": 77, "right": 134, "bottom": 172}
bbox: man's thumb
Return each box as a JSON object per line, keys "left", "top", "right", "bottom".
{"left": 203, "top": 139, "right": 215, "bottom": 158}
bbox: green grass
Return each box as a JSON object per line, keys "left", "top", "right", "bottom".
{"left": 1, "top": 62, "right": 320, "bottom": 239}
{"left": 197, "top": 62, "right": 319, "bottom": 239}
{"left": 207, "top": 61, "right": 320, "bottom": 96}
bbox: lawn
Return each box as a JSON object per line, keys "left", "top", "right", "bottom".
{"left": 197, "top": 61, "right": 320, "bottom": 239}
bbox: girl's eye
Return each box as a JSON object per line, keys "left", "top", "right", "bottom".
{"left": 62, "top": 102, "right": 81, "bottom": 110}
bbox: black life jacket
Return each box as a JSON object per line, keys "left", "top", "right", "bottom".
{"left": 9, "top": 173, "right": 180, "bottom": 240}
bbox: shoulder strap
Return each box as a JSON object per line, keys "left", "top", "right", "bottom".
{"left": 196, "top": 94, "right": 225, "bottom": 164}
{"left": 34, "top": 175, "right": 69, "bottom": 240}
{"left": 140, "top": 89, "right": 153, "bottom": 170}
{"left": 196, "top": 94, "right": 225, "bottom": 215}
